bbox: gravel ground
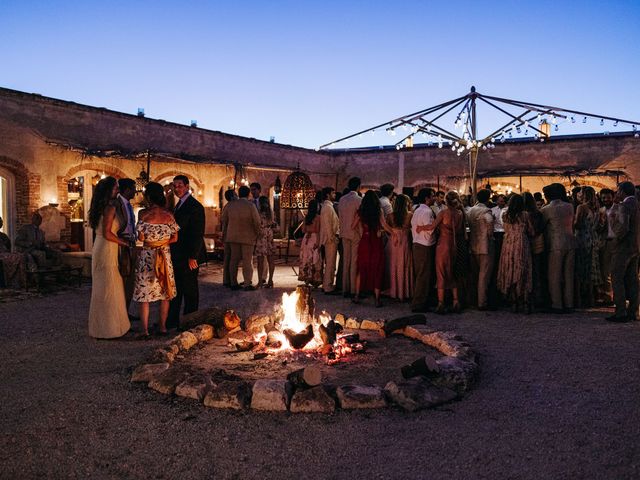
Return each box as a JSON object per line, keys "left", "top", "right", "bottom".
{"left": 1, "top": 263, "right": 639, "bottom": 479}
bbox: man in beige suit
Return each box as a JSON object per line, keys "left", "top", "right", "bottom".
{"left": 541, "top": 183, "right": 576, "bottom": 313}
{"left": 467, "top": 189, "right": 495, "bottom": 310}
{"left": 607, "top": 181, "right": 640, "bottom": 322}
{"left": 320, "top": 187, "right": 340, "bottom": 294}
{"left": 220, "top": 185, "right": 261, "bottom": 291}
{"left": 338, "top": 177, "right": 362, "bottom": 297}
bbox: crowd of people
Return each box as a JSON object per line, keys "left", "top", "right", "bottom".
{"left": 283, "top": 177, "right": 640, "bottom": 322}
{"left": 5, "top": 171, "right": 638, "bottom": 341}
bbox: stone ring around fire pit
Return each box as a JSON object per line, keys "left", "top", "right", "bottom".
{"left": 130, "top": 311, "right": 479, "bottom": 414}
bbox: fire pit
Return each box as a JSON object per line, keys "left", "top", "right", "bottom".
{"left": 131, "top": 287, "right": 480, "bottom": 413}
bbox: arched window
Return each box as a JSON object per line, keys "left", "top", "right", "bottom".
{"left": 0, "top": 166, "right": 15, "bottom": 239}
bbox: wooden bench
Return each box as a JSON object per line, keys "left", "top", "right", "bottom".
{"left": 26, "top": 265, "right": 83, "bottom": 292}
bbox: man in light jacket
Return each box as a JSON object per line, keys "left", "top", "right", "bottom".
{"left": 221, "top": 185, "right": 261, "bottom": 291}
{"left": 338, "top": 177, "right": 362, "bottom": 297}
{"left": 467, "top": 189, "right": 495, "bottom": 310}
{"left": 541, "top": 183, "right": 576, "bottom": 313}
{"left": 319, "top": 187, "right": 340, "bottom": 294}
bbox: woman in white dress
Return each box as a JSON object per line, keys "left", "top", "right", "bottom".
{"left": 87, "top": 177, "right": 131, "bottom": 339}
{"left": 133, "top": 182, "right": 179, "bottom": 337}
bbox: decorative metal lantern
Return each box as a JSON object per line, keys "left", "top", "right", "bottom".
{"left": 274, "top": 175, "right": 282, "bottom": 196}
{"left": 280, "top": 169, "right": 315, "bottom": 209}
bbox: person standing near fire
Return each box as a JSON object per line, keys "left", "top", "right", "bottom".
{"left": 167, "top": 175, "right": 206, "bottom": 329}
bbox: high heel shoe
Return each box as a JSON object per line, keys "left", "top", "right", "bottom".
{"left": 266, "top": 280, "right": 274, "bottom": 288}
{"left": 452, "top": 302, "right": 462, "bottom": 314}
{"left": 435, "top": 303, "right": 446, "bottom": 314}
{"left": 351, "top": 296, "right": 360, "bottom": 304}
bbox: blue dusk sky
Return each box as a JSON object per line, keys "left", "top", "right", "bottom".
{"left": 1, "top": 0, "right": 639, "bottom": 148}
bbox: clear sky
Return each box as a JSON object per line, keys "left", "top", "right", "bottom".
{"left": 1, "top": 0, "right": 639, "bottom": 148}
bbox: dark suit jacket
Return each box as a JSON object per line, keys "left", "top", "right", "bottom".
{"left": 171, "top": 194, "right": 206, "bottom": 265}
{"left": 611, "top": 195, "right": 640, "bottom": 256}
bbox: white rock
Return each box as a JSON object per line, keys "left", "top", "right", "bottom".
{"left": 290, "top": 386, "right": 336, "bottom": 413}
{"left": 334, "top": 313, "right": 346, "bottom": 327}
{"left": 131, "top": 363, "right": 169, "bottom": 382}
{"left": 384, "top": 378, "right": 457, "bottom": 411}
{"left": 203, "top": 381, "right": 253, "bottom": 410}
{"left": 434, "top": 356, "right": 479, "bottom": 393}
{"left": 175, "top": 375, "right": 210, "bottom": 401}
{"left": 171, "top": 331, "right": 198, "bottom": 352}
{"left": 345, "top": 317, "right": 361, "bottom": 329}
{"left": 336, "top": 385, "right": 387, "bottom": 409}
{"left": 251, "top": 379, "right": 292, "bottom": 411}
{"left": 148, "top": 370, "right": 190, "bottom": 395}
{"left": 189, "top": 324, "right": 214, "bottom": 343}
{"left": 360, "top": 319, "right": 384, "bottom": 331}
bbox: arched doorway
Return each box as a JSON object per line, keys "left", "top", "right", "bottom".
{"left": 0, "top": 166, "right": 16, "bottom": 240}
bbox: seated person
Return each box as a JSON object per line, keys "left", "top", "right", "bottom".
{"left": 0, "top": 216, "right": 26, "bottom": 288}
{"left": 14, "top": 212, "right": 61, "bottom": 271}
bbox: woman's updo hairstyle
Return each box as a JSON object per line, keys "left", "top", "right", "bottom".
{"left": 445, "top": 190, "right": 461, "bottom": 208}
{"left": 143, "top": 182, "right": 167, "bottom": 208}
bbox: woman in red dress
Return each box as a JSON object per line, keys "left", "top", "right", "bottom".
{"left": 352, "top": 190, "right": 392, "bottom": 307}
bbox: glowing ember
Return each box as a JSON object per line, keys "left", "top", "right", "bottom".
{"left": 247, "top": 288, "right": 366, "bottom": 363}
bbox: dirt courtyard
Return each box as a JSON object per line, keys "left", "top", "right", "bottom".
{"left": 1, "top": 262, "right": 639, "bottom": 479}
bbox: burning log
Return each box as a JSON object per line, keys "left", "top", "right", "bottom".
{"left": 205, "top": 309, "right": 242, "bottom": 338}
{"left": 235, "top": 341, "right": 256, "bottom": 352}
{"left": 286, "top": 365, "right": 322, "bottom": 388}
{"left": 382, "top": 314, "right": 427, "bottom": 337}
{"left": 319, "top": 320, "right": 344, "bottom": 345}
{"left": 339, "top": 333, "right": 361, "bottom": 344}
{"left": 401, "top": 355, "right": 441, "bottom": 379}
{"left": 295, "top": 285, "right": 315, "bottom": 319}
{"left": 283, "top": 325, "right": 314, "bottom": 350}
{"left": 265, "top": 331, "right": 282, "bottom": 349}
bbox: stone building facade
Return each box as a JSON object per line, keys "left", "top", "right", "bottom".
{"left": 1, "top": 86, "right": 639, "bottom": 251}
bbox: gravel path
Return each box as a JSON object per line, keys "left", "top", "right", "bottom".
{"left": 1, "top": 264, "right": 639, "bottom": 479}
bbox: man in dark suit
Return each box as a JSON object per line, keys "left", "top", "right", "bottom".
{"left": 607, "top": 181, "right": 640, "bottom": 322}
{"left": 112, "top": 178, "right": 137, "bottom": 314}
{"left": 167, "top": 175, "right": 206, "bottom": 329}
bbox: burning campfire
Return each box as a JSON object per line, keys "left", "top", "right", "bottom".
{"left": 237, "top": 286, "right": 366, "bottom": 365}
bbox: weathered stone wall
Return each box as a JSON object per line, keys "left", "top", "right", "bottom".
{"left": 1, "top": 86, "right": 639, "bottom": 245}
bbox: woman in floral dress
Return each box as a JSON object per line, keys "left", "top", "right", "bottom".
{"left": 298, "top": 199, "right": 323, "bottom": 287}
{"left": 497, "top": 194, "right": 533, "bottom": 313}
{"left": 386, "top": 194, "right": 413, "bottom": 301}
{"left": 255, "top": 196, "right": 276, "bottom": 288}
{"left": 574, "top": 186, "right": 600, "bottom": 307}
{"left": 133, "top": 182, "right": 179, "bottom": 337}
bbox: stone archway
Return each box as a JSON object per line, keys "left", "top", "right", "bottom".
{"left": 64, "top": 161, "right": 128, "bottom": 182}
{"left": 0, "top": 155, "right": 36, "bottom": 235}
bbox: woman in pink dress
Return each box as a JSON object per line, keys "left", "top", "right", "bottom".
{"left": 386, "top": 194, "right": 413, "bottom": 301}
{"left": 420, "top": 191, "right": 465, "bottom": 314}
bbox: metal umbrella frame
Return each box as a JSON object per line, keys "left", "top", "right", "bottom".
{"left": 319, "top": 86, "right": 640, "bottom": 197}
